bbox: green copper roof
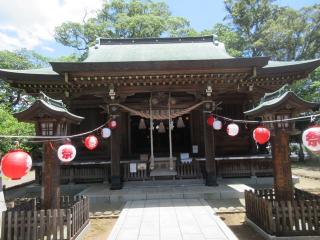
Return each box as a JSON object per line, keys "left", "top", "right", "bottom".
{"left": 264, "top": 59, "right": 320, "bottom": 68}
{"left": 84, "top": 36, "right": 233, "bottom": 62}
{"left": 244, "top": 85, "right": 319, "bottom": 116}
{"left": 14, "top": 92, "right": 83, "bottom": 123}
{"left": 0, "top": 67, "right": 58, "bottom": 75}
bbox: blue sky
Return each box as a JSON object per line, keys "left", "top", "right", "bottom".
{"left": 0, "top": 0, "right": 318, "bottom": 58}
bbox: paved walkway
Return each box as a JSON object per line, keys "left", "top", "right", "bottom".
{"left": 107, "top": 198, "right": 238, "bottom": 240}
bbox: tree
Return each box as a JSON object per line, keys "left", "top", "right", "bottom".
{"left": 291, "top": 67, "right": 320, "bottom": 102}
{"left": 224, "top": 0, "right": 277, "bottom": 57}
{"left": 224, "top": 1, "right": 320, "bottom": 60}
{"left": 0, "top": 107, "right": 35, "bottom": 155}
{"left": 0, "top": 49, "right": 49, "bottom": 109}
{"left": 54, "top": 0, "right": 195, "bottom": 52}
{"left": 260, "top": 5, "right": 320, "bottom": 61}
{"left": 201, "top": 23, "right": 245, "bottom": 57}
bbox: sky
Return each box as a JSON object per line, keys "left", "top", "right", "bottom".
{"left": 0, "top": 0, "right": 318, "bottom": 58}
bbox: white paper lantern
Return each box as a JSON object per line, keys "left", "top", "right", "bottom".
{"left": 213, "top": 119, "right": 222, "bottom": 130}
{"left": 57, "top": 144, "right": 77, "bottom": 163}
{"left": 302, "top": 126, "right": 320, "bottom": 153}
{"left": 227, "top": 123, "right": 239, "bottom": 136}
{"left": 102, "top": 128, "right": 111, "bottom": 138}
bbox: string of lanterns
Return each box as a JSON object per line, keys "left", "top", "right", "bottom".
{"left": 1, "top": 112, "right": 319, "bottom": 180}
{"left": 0, "top": 118, "right": 118, "bottom": 180}
{"left": 206, "top": 113, "right": 319, "bottom": 155}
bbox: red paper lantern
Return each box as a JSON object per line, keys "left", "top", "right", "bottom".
{"left": 84, "top": 135, "right": 98, "bottom": 150}
{"left": 302, "top": 126, "right": 320, "bottom": 153}
{"left": 207, "top": 115, "right": 215, "bottom": 126}
{"left": 253, "top": 127, "right": 270, "bottom": 144}
{"left": 108, "top": 120, "right": 117, "bottom": 129}
{"left": 57, "top": 143, "right": 77, "bottom": 163}
{"left": 1, "top": 149, "right": 32, "bottom": 180}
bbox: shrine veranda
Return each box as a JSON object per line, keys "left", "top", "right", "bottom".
{"left": 1, "top": 35, "right": 320, "bottom": 188}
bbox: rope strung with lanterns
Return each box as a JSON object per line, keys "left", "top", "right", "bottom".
{"left": 0, "top": 118, "right": 118, "bottom": 180}
{"left": 206, "top": 112, "right": 320, "bottom": 156}
{"left": 1, "top": 111, "right": 319, "bottom": 181}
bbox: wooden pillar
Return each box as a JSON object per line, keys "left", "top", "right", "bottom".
{"left": 41, "top": 142, "right": 60, "bottom": 209}
{"left": 272, "top": 128, "right": 293, "bottom": 201}
{"left": 110, "top": 107, "right": 122, "bottom": 190}
{"left": 203, "top": 104, "right": 217, "bottom": 186}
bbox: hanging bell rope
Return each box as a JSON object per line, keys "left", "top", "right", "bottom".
{"left": 110, "top": 100, "right": 212, "bottom": 120}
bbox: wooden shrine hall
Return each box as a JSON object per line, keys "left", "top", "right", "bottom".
{"left": 1, "top": 35, "right": 320, "bottom": 189}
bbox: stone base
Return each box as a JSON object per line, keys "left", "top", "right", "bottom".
{"left": 110, "top": 176, "right": 122, "bottom": 190}
{"left": 206, "top": 174, "right": 218, "bottom": 186}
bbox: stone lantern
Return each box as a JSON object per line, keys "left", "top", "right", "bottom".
{"left": 14, "top": 92, "right": 83, "bottom": 209}
{"left": 244, "top": 85, "right": 319, "bottom": 200}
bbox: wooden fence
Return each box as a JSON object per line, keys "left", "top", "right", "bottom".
{"left": 1, "top": 196, "right": 89, "bottom": 240}
{"left": 122, "top": 161, "right": 150, "bottom": 181}
{"left": 176, "top": 161, "right": 202, "bottom": 179}
{"left": 216, "top": 157, "right": 273, "bottom": 178}
{"left": 245, "top": 189, "right": 320, "bottom": 236}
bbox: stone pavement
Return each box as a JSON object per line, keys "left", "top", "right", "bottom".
{"left": 107, "top": 198, "right": 238, "bottom": 240}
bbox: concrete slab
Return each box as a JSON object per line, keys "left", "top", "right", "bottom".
{"left": 78, "top": 179, "right": 260, "bottom": 203}
{"left": 107, "top": 199, "right": 238, "bottom": 240}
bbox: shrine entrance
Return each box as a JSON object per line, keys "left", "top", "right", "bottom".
{"left": 130, "top": 114, "right": 191, "bottom": 156}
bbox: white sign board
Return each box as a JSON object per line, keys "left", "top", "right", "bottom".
{"left": 130, "top": 163, "right": 137, "bottom": 173}
{"left": 192, "top": 145, "right": 198, "bottom": 154}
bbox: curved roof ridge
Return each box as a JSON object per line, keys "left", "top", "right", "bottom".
{"left": 84, "top": 35, "right": 232, "bottom": 63}
{"left": 97, "top": 35, "right": 217, "bottom": 45}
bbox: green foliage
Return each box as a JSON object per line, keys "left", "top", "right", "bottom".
{"left": 260, "top": 5, "right": 320, "bottom": 60}
{"left": 224, "top": 1, "right": 320, "bottom": 60}
{"left": 54, "top": 0, "right": 195, "bottom": 52}
{"left": 201, "top": 23, "right": 245, "bottom": 57}
{"left": 0, "top": 108, "right": 35, "bottom": 155}
{"left": 0, "top": 49, "right": 50, "bottom": 109}
{"left": 224, "top": 0, "right": 277, "bottom": 57}
{"left": 291, "top": 67, "right": 320, "bottom": 102}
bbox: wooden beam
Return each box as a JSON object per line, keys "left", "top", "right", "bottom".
{"left": 42, "top": 142, "right": 60, "bottom": 209}
{"left": 271, "top": 129, "right": 294, "bottom": 201}
{"left": 203, "top": 102, "right": 217, "bottom": 186}
{"left": 110, "top": 105, "right": 122, "bottom": 190}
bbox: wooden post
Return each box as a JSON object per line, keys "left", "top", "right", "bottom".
{"left": 42, "top": 142, "right": 60, "bottom": 209}
{"left": 110, "top": 107, "right": 122, "bottom": 190}
{"left": 272, "top": 128, "right": 293, "bottom": 201}
{"left": 203, "top": 103, "right": 217, "bottom": 186}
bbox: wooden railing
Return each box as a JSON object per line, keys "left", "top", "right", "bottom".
{"left": 176, "top": 161, "right": 202, "bottom": 179}
{"left": 1, "top": 196, "right": 89, "bottom": 240}
{"left": 245, "top": 189, "right": 320, "bottom": 236}
{"left": 216, "top": 156, "right": 273, "bottom": 177}
{"left": 121, "top": 161, "right": 150, "bottom": 181}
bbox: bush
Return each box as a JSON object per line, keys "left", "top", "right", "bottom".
{"left": 0, "top": 107, "right": 35, "bottom": 155}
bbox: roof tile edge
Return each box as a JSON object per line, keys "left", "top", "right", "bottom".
{"left": 98, "top": 35, "right": 217, "bottom": 45}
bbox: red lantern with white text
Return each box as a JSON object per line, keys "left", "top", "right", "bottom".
{"left": 302, "top": 126, "right": 320, "bottom": 154}
{"left": 207, "top": 115, "right": 214, "bottom": 126}
{"left": 253, "top": 127, "right": 270, "bottom": 144}
{"left": 84, "top": 135, "right": 98, "bottom": 150}
{"left": 227, "top": 123, "right": 239, "bottom": 136}
{"left": 57, "top": 144, "right": 77, "bottom": 163}
{"left": 108, "top": 120, "right": 117, "bottom": 129}
{"left": 1, "top": 149, "right": 32, "bottom": 180}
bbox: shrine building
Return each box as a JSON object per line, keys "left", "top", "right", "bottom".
{"left": 1, "top": 35, "right": 319, "bottom": 189}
